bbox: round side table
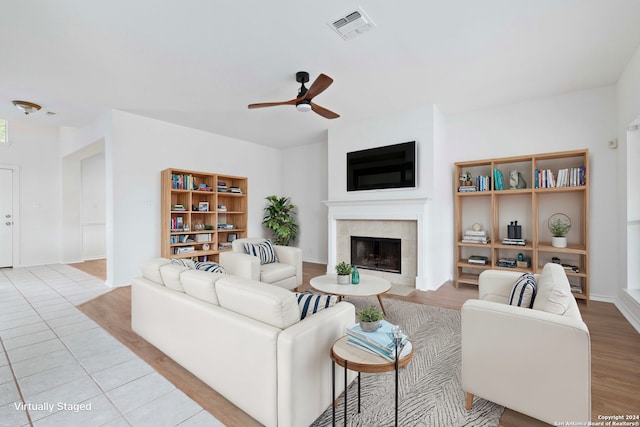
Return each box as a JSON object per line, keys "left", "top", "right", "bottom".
{"left": 330, "top": 335, "right": 414, "bottom": 426}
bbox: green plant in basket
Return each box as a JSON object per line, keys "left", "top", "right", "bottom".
{"left": 335, "top": 262, "right": 352, "bottom": 275}
{"left": 358, "top": 305, "right": 384, "bottom": 322}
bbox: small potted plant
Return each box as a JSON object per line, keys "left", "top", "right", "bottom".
{"left": 460, "top": 171, "right": 473, "bottom": 186}
{"left": 335, "top": 262, "right": 352, "bottom": 285}
{"left": 358, "top": 305, "right": 384, "bottom": 332}
{"left": 548, "top": 213, "right": 571, "bottom": 248}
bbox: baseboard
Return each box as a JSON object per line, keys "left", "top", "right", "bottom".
{"left": 615, "top": 290, "right": 640, "bottom": 334}
{"left": 303, "top": 257, "right": 328, "bottom": 265}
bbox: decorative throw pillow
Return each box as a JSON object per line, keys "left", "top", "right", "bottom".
{"left": 194, "top": 261, "right": 226, "bottom": 274}
{"left": 295, "top": 292, "right": 338, "bottom": 320}
{"left": 243, "top": 239, "right": 279, "bottom": 265}
{"left": 171, "top": 258, "right": 195, "bottom": 269}
{"left": 509, "top": 273, "right": 537, "bottom": 308}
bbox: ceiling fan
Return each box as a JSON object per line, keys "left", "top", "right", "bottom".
{"left": 248, "top": 71, "right": 340, "bottom": 119}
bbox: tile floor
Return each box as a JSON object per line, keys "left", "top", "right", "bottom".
{"left": 0, "top": 264, "right": 225, "bottom": 427}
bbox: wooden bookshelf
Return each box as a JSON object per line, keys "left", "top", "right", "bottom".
{"left": 161, "top": 168, "right": 247, "bottom": 262}
{"left": 454, "top": 149, "right": 589, "bottom": 303}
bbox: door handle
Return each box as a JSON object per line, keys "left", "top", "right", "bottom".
{"left": 5, "top": 222, "right": 12, "bottom": 226}
{"left": 5, "top": 214, "right": 10, "bottom": 218}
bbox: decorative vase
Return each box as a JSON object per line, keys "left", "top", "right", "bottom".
{"left": 337, "top": 274, "right": 350, "bottom": 285}
{"left": 351, "top": 266, "right": 359, "bottom": 284}
{"left": 551, "top": 236, "right": 567, "bottom": 248}
{"left": 360, "top": 320, "right": 381, "bottom": 332}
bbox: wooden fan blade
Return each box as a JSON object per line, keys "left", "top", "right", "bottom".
{"left": 304, "top": 74, "right": 333, "bottom": 101}
{"left": 248, "top": 99, "right": 298, "bottom": 109}
{"left": 311, "top": 102, "right": 340, "bottom": 119}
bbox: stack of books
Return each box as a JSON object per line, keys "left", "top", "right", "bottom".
{"left": 462, "top": 229, "right": 490, "bottom": 244}
{"left": 502, "top": 238, "right": 526, "bottom": 246}
{"left": 230, "top": 186, "right": 243, "bottom": 194}
{"left": 468, "top": 255, "right": 489, "bottom": 265}
{"left": 346, "top": 320, "right": 408, "bottom": 362}
{"left": 497, "top": 257, "right": 517, "bottom": 268}
{"left": 217, "top": 182, "right": 228, "bottom": 192}
{"left": 458, "top": 185, "right": 477, "bottom": 192}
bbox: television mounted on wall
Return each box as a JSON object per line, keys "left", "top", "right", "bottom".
{"left": 347, "top": 141, "right": 416, "bottom": 191}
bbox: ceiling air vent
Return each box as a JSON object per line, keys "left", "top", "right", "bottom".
{"left": 329, "top": 7, "right": 376, "bottom": 40}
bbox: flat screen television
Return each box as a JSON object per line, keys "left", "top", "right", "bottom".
{"left": 347, "top": 141, "right": 416, "bottom": 191}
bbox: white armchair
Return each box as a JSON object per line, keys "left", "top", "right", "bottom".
{"left": 219, "top": 237, "right": 302, "bottom": 291}
{"left": 461, "top": 263, "right": 591, "bottom": 424}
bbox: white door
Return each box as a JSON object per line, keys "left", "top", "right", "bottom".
{"left": 0, "top": 169, "right": 13, "bottom": 267}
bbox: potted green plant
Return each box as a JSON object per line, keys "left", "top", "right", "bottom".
{"left": 548, "top": 213, "right": 571, "bottom": 248}
{"left": 358, "top": 305, "right": 384, "bottom": 332}
{"left": 262, "top": 195, "right": 299, "bottom": 246}
{"left": 335, "top": 261, "right": 352, "bottom": 285}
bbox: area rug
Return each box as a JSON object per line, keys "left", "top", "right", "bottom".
{"left": 311, "top": 297, "right": 504, "bottom": 427}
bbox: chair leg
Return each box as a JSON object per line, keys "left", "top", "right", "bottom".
{"left": 466, "top": 393, "right": 474, "bottom": 410}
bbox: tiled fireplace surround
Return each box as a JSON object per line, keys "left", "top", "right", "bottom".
{"left": 326, "top": 199, "right": 428, "bottom": 289}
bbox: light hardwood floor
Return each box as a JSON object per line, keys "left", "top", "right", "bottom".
{"left": 73, "top": 260, "right": 640, "bottom": 427}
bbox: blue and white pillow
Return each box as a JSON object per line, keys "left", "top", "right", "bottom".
{"left": 244, "top": 239, "right": 278, "bottom": 265}
{"left": 295, "top": 292, "right": 338, "bottom": 320}
{"left": 509, "top": 273, "right": 537, "bottom": 308}
{"left": 194, "top": 261, "right": 226, "bottom": 274}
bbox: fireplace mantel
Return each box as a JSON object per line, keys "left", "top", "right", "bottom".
{"left": 324, "top": 198, "right": 430, "bottom": 290}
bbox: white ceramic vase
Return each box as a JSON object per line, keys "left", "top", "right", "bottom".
{"left": 360, "top": 320, "right": 381, "bottom": 332}
{"left": 337, "top": 274, "right": 350, "bottom": 285}
{"left": 551, "top": 236, "right": 567, "bottom": 248}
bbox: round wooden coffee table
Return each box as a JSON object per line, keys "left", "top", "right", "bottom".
{"left": 309, "top": 273, "right": 391, "bottom": 315}
{"left": 330, "top": 335, "right": 414, "bottom": 426}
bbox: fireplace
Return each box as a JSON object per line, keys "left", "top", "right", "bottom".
{"left": 351, "top": 236, "right": 401, "bottom": 274}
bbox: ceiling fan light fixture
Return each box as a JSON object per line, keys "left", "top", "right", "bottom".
{"left": 12, "top": 100, "right": 41, "bottom": 115}
{"left": 296, "top": 102, "right": 312, "bottom": 113}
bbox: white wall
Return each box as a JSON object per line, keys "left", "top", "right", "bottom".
{"left": 281, "top": 140, "right": 328, "bottom": 264}
{"left": 446, "top": 85, "right": 618, "bottom": 300}
{"left": 81, "top": 152, "right": 106, "bottom": 259}
{"left": 0, "top": 120, "right": 62, "bottom": 266}
{"left": 616, "top": 42, "right": 640, "bottom": 331}
{"left": 107, "top": 110, "right": 282, "bottom": 286}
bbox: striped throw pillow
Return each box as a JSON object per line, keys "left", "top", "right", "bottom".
{"left": 194, "top": 261, "right": 226, "bottom": 274}
{"left": 243, "top": 239, "right": 279, "bottom": 265}
{"left": 295, "top": 292, "right": 338, "bottom": 320}
{"left": 509, "top": 273, "right": 537, "bottom": 308}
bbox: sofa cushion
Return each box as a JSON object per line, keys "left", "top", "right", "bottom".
{"left": 160, "top": 263, "right": 189, "bottom": 292}
{"left": 194, "top": 261, "right": 226, "bottom": 274}
{"left": 244, "top": 239, "right": 278, "bottom": 264}
{"left": 140, "top": 258, "right": 172, "bottom": 284}
{"left": 180, "top": 269, "right": 223, "bottom": 305}
{"left": 171, "top": 258, "right": 195, "bottom": 269}
{"left": 532, "top": 263, "right": 574, "bottom": 315}
{"left": 260, "top": 262, "right": 296, "bottom": 284}
{"left": 509, "top": 273, "right": 537, "bottom": 308}
{"left": 215, "top": 276, "right": 299, "bottom": 329}
{"left": 295, "top": 292, "right": 338, "bottom": 320}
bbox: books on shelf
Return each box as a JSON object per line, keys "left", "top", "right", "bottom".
{"left": 462, "top": 229, "right": 490, "bottom": 244}
{"left": 218, "top": 243, "right": 232, "bottom": 250}
{"left": 346, "top": 320, "right": 408, "bottom": 362}
{"left": 468, "top": 255, "right": 489, "bottom": 265}
{"left": 497, "top": 257, "right": 517, "bottom": 268}
{"left": 175, "top": 246, "right": 195, "bottom": 254}
{"left": 502, "top": 238, "right": 526, "bottom": 246}
{"left": 475, "top": 175, "right": 492, "bottom": 191}
{"left": 229, "top": 186, "right": 243, "bottom": 194}
{"left": 535, "top": 166, "right": 585, "bottom": 188}
{"left": 570, "top": 283, "right": 583, "bottom": 294}
{"left": 171, "top": 204, "right": 186, "bottom": 211}
{"left": 171, "top": 174, "right": 196, "bottom": 190}
{"left": 458, "top": 185, "right": 477, "bottom": 192}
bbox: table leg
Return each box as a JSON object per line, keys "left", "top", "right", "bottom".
{"left": 358, "top": 371, "right": 361, "bottom": 413}
{"left": 332, "top": 360, "right": 336, "bottom": 426}
{"left": 377, "top": 294, "right": 387, "bottom": 316}
{"left": 344, "top": 360, "right": 348, "bottom": 427}
{"left": 395, "top": 345, "right": 399, "bottom": 427}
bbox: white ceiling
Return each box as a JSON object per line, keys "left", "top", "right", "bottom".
{"left": 1, "top": 1, "right": 640, "bottom": 148}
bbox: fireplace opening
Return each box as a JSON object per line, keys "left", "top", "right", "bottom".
{"left": 351, "top": 236, "right": 401, "bottom": 274}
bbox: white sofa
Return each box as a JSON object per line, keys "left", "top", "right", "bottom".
{"left": 219, "top": 237, "right": 302, "bottom": 291}
{"left": 131, "top": 258, "right": 355, "bottom": 427}
{"left": 461, "top": 263, "right": 591, "bottom": 424}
